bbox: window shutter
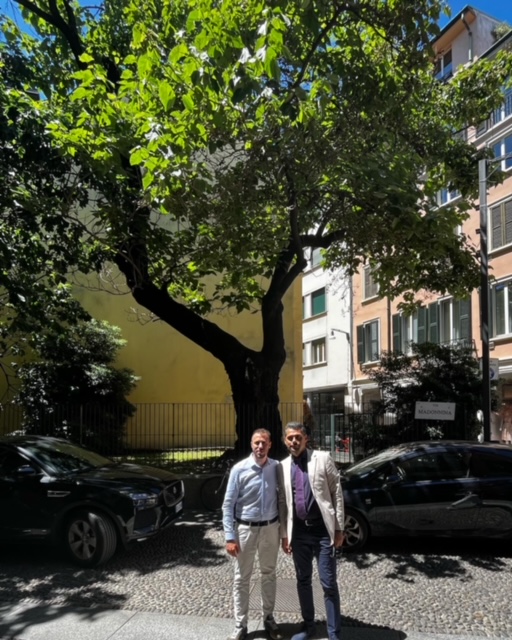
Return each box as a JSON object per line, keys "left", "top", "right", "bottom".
{"left": 357, "top": 325, "right": 364, "bottom": 363}
{"left": 505, "top": 199, "right": 512, "bottom": 246}
{"left": 458, "top": 299, "right": 471, "bottom": 340}
{"left": 489, "top": 287, "right": 495, "bottom": 338}
{"left": 491, "top": 204, "right": 503, "bottom": 250}
{"left": 369, "top": 321, "right": 379, "bottom": 361}
{"left": 417, "top": 307, "right": 427, "bottom": 344}
{"left": 428, "top": 303, "right": 439, "bottom": 343}
{"left": 392, "top": 314, "right": 401, "bottom": 351}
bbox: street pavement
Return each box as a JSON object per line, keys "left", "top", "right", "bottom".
{"left": 0, "top": 600, "right": 508, "bottom": 640}
{"left": 1, "top": 505, "right": 511, "bottom": 639}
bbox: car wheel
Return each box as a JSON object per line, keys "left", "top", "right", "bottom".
{"left": 343, "top": 508, "right": 369, "bottom": 552}
{"left": 64, "top": 510, "right": 118, "bottom": 567}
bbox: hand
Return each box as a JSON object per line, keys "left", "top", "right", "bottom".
{"left": 226, "top": 541, "right": 240, "bottom": 557}
{"left": 334, "top": 531, "right": 344, "bottom": 549}
{"left": 281, "top": 537, "right": 292, "bottom": 554}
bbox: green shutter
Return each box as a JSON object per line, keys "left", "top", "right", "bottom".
{"left": 357, "top": 325, "right": 364, "bottom": 363}
{"left": 458, "top": 298, "right": 471, "bottom": 340}
{"left": 428, "top": 303, "right": 439, "bottom": 343}
{"left": 417, "top": 307, "right": 427, "bottom": 344}
{"left": 392, "top": 314, "right": 401, "bottom": 352}
{"left": 491, "top": 204, "right": 503, "bottom": 250}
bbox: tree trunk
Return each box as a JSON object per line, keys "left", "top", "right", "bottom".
{"left": 123, "top": 279, "right": 291, "bottom": 460}
{"left": 225, "top": 349, "right": 287, "bottom": 460}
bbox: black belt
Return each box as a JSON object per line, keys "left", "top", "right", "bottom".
{"left": 236, "top": 516, "right": 279, "bottom": 527}
{"left": 299, "top": 518, "right": 325, "bottom": 527}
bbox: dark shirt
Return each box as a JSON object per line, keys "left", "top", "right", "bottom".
{"left": 291, "top": 452, "right": 322, "bottom": 521}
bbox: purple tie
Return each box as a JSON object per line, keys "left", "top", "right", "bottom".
{"left": 295, "top": 462, "right": 308, "bottom": 520}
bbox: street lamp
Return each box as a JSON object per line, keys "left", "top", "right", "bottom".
{"left": 329, "top": 328, "right": 350, "bottom": 341}
{"left": 479, "top": 158, "right": 491, "bottom": 442}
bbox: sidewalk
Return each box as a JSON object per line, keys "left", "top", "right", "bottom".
{"left": 0, "top": 601, "right": 505, "bottom": 640}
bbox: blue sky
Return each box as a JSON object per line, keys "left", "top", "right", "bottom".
{"left": 445, "top": 1, "right": 512, "bottom": 25}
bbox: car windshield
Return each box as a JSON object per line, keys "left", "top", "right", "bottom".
{"left": 344, "top": 447, "right": 403, "bottom": 478}
{"left": 20, "top": 440, "right": 113, "bottom": 475}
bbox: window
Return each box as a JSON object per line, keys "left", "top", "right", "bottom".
{"left": 490, "top": 86, "right": 512, "bottom": 127}
{"left": 311, "top": 338, "right": 326, "bottom": 364}
{"left": 493, "top": 135, "right": 512, "bottom": 171}
{"left": 303, "top": 288, "right": 326, "bottom": 319}
{"left": 0, "top": 448, "right": 30, "bottom": 477}
{"left": 393, "top": 299, "right": 471, "bottom": 349}
{"left": 392, "top": 308, "right": 427, "bottom": 352}
{"left": 437, "top": 186, "right": 460, "bottom": 206}
{"left": 491, "top": 280, "right": 512, "bottom": 337}
{"left": 310, "top": 288, "right": 326, "bottom": 316}
{"left": 363, "top": 265, "right": 379, "bottom": 300}
{"left": 356, "top": 320, "right": 380, "bottom": 363}
{"left": 399, "top": 450, "right": 468, "bottom": 482}
{"left": 434, "top": 50, "right": 452, "bottom": 81}
{"left": 438, "top": 298, "right": 471, "bottom": 345}
{"left": 310, "top": 248, "right": 322, "bottom": 268}
{"left": 490, "top": 198, "right": 512, "bottom": 250}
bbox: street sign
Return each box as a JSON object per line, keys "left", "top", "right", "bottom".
{"left": 415, "top": 401, "right": 456, "bottom": 421}
{"left": 490, "top": 358, "right": 500, "bottom": 381}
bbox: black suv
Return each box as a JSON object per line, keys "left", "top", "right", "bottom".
{"left": 0, "top": 435, "right": 184, "bottom": 566}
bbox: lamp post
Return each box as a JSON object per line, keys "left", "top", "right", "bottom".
{"left": 479, "top": 157, "right": 491, "bottom": 442}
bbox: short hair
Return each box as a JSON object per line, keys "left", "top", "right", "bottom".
{"left": 283, "top": 422, "right": 308, "bottom": 438}
{"left": 251, "top": 428, "right": 271, "bottom": 441}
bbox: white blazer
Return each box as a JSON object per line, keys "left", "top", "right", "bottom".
{"left": 279, "top": 449, "right": 344, "bottom": 546}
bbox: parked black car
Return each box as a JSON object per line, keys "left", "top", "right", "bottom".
{"left": 341, "top": 441, "right": 512, "bottom": 552}
{"left": 0, "top": 435, "right": 184, "bottom": 566}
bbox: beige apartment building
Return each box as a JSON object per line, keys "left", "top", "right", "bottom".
{"left": 351, "top": 6, "right": 512, "bottom": 439}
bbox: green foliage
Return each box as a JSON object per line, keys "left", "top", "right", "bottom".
{"left": 15, "top": 320, "right": 138, "bottom": 453}
{"left": 0, "top": 46, "right": 91, "bottom": 390}
{"left": 366, "top": 342, "right": 491, "bottom": 439}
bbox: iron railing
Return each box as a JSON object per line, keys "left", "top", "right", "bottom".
{"left": 0, "top": 402, "right": 479, "bottom": 470}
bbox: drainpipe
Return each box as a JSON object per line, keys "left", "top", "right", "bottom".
{"left": 461, "top": 12, "right": 473, "bottom": 63}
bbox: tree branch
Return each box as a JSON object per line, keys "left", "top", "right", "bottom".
{"left": 16, "top": 0, "right": 86, "bottom": 69}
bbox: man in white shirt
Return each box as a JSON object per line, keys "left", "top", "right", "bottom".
{"left": 222, "top": 428, "right": 285, "bottom": 640}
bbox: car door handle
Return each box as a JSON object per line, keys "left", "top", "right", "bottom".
{"left": 451, "top": 493, "right": 481, "bottom": 509}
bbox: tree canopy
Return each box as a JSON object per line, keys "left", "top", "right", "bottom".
{"left": 1, "top": 0, "right": 512, "bottom": 451}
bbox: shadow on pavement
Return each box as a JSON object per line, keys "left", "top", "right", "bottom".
{"left": 343, "top": 535, "right": 512, "bottom": 582}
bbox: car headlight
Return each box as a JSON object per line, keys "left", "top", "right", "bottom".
{"left": 122, "top": 491, "right": 159, "bottom": 509}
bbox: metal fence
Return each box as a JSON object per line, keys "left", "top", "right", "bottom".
{"left": 0, "top": 402, "right": 478, "bottom": 470}
{"left": 314, "top": 404, "right": 478, "bottom": 466}
{"left": 0, "top": 402, "right": 303, "bottom": 465}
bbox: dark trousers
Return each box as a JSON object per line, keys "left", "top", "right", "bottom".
{"left": 292, "top": 522, "right": 341, "bottom": 640}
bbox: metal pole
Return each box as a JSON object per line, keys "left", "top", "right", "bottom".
{"left": 330, "top": 413, "right": 336, "bottom": 458}
{"left": 479, "top": 158, "right": 491, "bottom": 442}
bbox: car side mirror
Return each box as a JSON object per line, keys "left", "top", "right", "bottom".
{"left": 382, "top": 473, "right": 402, "bottom": 490}
{"left": 15, "top": 464, "right": 38, "bottom": 476}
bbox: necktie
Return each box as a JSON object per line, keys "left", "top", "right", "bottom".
{"left": 295, "top": 460, "right": 308, "bottom": 520}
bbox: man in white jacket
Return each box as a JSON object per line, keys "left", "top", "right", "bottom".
{"left": 280, "top": 422, "right": 344, "bottom": 640}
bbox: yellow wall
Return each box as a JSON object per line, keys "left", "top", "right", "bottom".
{"left": 74, "top": 274, "right": 303, "bottom": 448}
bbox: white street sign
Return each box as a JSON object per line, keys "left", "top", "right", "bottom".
{"left": 415, "top": 401, "right": 456, "bottom": 421}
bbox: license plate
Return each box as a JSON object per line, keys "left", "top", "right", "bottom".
{"left": 176, "top": 502, "right": 183, "bottom": 513}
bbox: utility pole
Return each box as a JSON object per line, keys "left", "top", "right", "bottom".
{"left": 479, "top": 157, "right": 491, "bottom": 442}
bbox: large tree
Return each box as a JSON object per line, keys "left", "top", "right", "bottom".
{"left": 1, "top": 0, "right": 512, "bottom": 454}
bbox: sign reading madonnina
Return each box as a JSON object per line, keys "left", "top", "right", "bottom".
{"left": 414, "top": 401, "right": 456, "bottom": 421}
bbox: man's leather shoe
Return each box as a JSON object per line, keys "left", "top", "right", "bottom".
{"left": 291, "top": 622, "right": 316, "bottom": 640}
{"left": 264, "top": 615, "right": 283, "bottom": 640}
